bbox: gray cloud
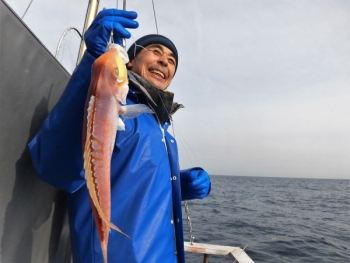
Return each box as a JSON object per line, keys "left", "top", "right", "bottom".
{"left": 7, "top": 0, "right": 350, "bottom": 179}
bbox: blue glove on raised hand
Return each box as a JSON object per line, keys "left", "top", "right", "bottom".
{"left": 84, "top": 9, "right": 139, "bottom": 58}
{"left": 181, "top": 168, "right": 211, "bottom": 201}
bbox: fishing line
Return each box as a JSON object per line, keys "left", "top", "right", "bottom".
{"left": 138, "top": 1, "right": 202, "bottom": 170}
{"left": 22, "top": 0, "right": 34, "bottom": 19}
{"left": 171, "top": 120, "right": 203, "bottom": 168}
{"left": 126, "top": 1, "right": 209, "bottom": 252}
{"left": 171, "top": 122, "right": 195, "bottom": 168}
{"left": 152, "top": 0, "right": 159, "bottom": 34}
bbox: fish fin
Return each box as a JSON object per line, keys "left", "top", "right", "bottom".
{"left": 117, "top": 117, "right": 125, "bottom": 131}
{"left": 121, "top": 104, "right": 154, "bottom": 119}
{"left": 84, "top": 95, "right": 129, "bottom": 238}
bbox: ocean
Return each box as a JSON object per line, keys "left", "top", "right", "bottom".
{"left": 182, "top": 175, "right": 349, "bottom": 263}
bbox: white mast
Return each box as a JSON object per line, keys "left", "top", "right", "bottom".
{"left": 77, "top": 0, "right": 100, "bottom": 63}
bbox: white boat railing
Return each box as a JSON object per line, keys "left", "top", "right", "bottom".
{"left": 184, "top": 242, "right": 255, "bottom": 263}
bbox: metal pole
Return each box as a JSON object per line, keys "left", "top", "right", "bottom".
{"left": 77, "top": 0, "right": 100, "bottom": 63}
{"left": 122, "top": 0, "right": 127, "bottom": 48}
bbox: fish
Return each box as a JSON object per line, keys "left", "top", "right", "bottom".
{"left": 82, "top": 43, "right": 130, "bottom": 263}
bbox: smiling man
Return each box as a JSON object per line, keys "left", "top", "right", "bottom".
{"left": 28, "top": 9, "right": 211, "bottom": 263}
{"left": 127, "top": 34, "right": 178, "bottom": 90}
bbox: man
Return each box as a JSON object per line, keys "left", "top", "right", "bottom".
{"left": 29, "top": 9, "right": 210, "bottom": 263}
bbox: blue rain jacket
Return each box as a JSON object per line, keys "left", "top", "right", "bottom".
{"left": 28, "top": 51, "right": 204, "bottom": 263}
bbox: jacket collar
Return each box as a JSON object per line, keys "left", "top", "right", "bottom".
{"left": 128, "top": 71, "right": 184, "bottom": 125}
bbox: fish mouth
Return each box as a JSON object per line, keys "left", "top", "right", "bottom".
{"left": 149, "top": 68, "right": 166, "bottom": 79}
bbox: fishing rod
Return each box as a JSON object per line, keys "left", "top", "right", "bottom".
{"left": 77, "top": 0, "right": 127, "bottom": 63}
{"left": 77, "top": 0, "right": 100, "bottom": 63}
{"left": 122, "top": 0, "right": 127, "bottom": 48}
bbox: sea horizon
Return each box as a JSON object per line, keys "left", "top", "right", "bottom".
{"left": 209, "top": 174, "right": 350, "bottom": 180}
{"left": 184, "top": 175, "right": 349, "bottom": 263}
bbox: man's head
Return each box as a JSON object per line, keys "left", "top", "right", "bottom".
{"left": 127, "top": 35, "right": 178, "bottom": 90}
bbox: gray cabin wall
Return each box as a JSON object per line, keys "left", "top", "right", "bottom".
{"left": 1, "top": 1, "right": 72, "bottom": 262}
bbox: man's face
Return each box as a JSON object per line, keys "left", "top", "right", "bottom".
{"left": 127, "top": 44, "right": 176, "bottom": 90}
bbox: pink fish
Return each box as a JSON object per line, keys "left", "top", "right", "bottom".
{"left": 82, "top": 43, "right": 129, "bottom": 263}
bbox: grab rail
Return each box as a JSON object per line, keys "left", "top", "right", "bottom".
{"left": 184, "top": 242, "right": 255, "bottom": 263}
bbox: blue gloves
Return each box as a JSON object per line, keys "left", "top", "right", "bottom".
{"left": 181, "top": 168, "right": 211, "bottom": 201}
{"left": 84, "top": 9, "right": 139, "bottom": 58}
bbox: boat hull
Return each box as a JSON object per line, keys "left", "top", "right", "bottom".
{"left": 0, "top": 1, "right": 71, "bottom": 262}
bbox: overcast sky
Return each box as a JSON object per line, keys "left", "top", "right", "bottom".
{"left": 6, "top": 0, "right": 350, "bottom": 179}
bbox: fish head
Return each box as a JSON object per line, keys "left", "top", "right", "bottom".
{"left": 107, "top": 44, "right": 129, "bottom": 105}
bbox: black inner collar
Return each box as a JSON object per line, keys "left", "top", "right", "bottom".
{"left": 128, "top": 71, "right": 184, "bottom": 125}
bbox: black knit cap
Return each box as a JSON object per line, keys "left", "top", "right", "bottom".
{"left": 127, "top": 34, "right": 178, "bottom": 73}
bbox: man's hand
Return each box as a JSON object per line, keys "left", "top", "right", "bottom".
{"left": 181, "top": 169, "right": 211, "bottom": 201}
{"left": 84, "top": 9, "right": 139, "bottom": 58}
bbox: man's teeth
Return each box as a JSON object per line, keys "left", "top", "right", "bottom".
{"left": 150, "top": 69, "right": 164, "bottom": 79}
